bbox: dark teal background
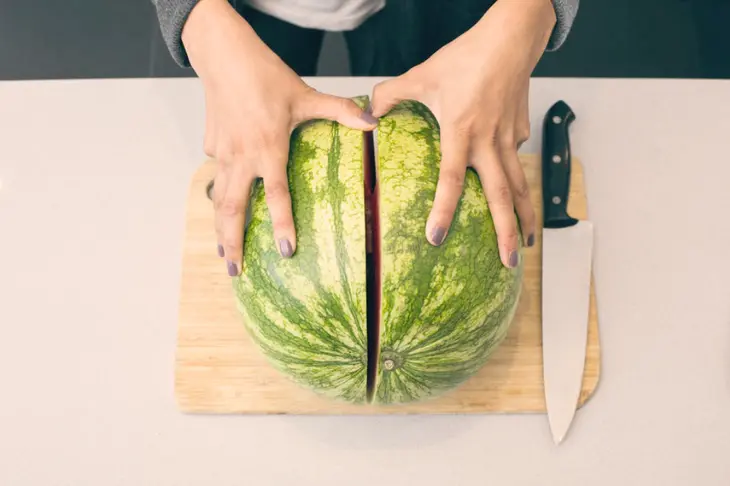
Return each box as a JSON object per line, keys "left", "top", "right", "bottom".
{"left": 0, "top": 0, "right": 727, "bottom": 80}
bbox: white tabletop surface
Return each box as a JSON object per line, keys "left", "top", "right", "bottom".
{"left": 1, "top": 76, "right": 729, "bottom": 485}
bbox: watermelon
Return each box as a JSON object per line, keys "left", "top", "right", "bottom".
{"left": 233, "top": 96, "right": 523, "bottom": 406}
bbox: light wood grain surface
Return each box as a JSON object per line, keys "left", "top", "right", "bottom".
{"left": 175, "top": 153, "right": 600, "bottom": 414}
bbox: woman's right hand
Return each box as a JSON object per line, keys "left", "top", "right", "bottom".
{"left": 182, "top": 0, "right": 378, "bottom": 276}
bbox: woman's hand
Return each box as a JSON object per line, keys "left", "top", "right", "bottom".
{"left": 182, "top": 0, "right": 378, "bottom": 276}
{"left": 369, "top": 0, "right": 557, "bottom": 268}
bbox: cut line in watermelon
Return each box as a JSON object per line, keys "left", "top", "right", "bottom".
{"left": 362, "top": 128, "right": 381, "bottom": 402}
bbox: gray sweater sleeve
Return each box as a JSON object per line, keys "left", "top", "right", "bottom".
{"left": 547, "top": 0, "right": 579, "bottom": 51}
{"left": 152, "top": 0, "right": 580, "bottom": 68}
{"left": 151, "top": 0, "right": 201, "bottom": 67}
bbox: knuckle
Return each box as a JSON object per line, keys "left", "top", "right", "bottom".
{"left": 216, "top": 142, "right": 235, "bottom": 162}
{"left": 404, "top": 65, "right": 430, "bottom": 93}
{"left": 338, "top": 97, "right": 356, "bottom": 112}
{"left": 495, "top": 219, "right": 520, "bottom": 241}
{"left": 481, "top": 129, "right": 499, "bottom": 149}
{"left": 370, "top": 84, "right": 385, "bottom": 104}
{"left": 220, "top": 227, "right": 242, "bottom": 251}
{"left": 500, "top": 227, "right": 520, "bottom": 244}
{"left": 204, "top": 139, "right": 216, "bottom": 158}
{"left": 246, "top": 131, "right": 268, "bottom": 152}
{"left": 477, "top": 119, "right": 499, "bottom": 142}
{"left": 453, "top": 122, "right": 472, "bottom": 140}
{"left": 439, "top": 169, "right": 465, "bottom": 190}
{"left": 512, "top": 179, "right": 530, "bottom": 200}
{"left": 372, "top": 81, "right": 389, "bottom": 99}
{"left": 499, "top": 131, "right": 516, "bottom": 149}
{"left": 296, "top": 85, "right": 318, "bottom": 103}
{"left": 517, "top": 123, "right": 531, "bottom": 143}
{"left": 413, "top": 78, "right": 430, "bottom": 98}
{"left": 489, "top": 184, "right": 513, "bottom": 205}
{"left": 442, "top": 122, "right": 472, "bottom": 149}
{"left": 272, "top": 216, "right": 294, "bottom": 234}
{"left": 223, "top": 238, "right": 242, "bottom": 254}
{"left": 496, "top": 184, "right": 512, "bottom": 202}
{"left": 244, "top": 126, "right": 280, "bottom": 155}
{"left": 217, "top": 197, "right": 244, "bottom": 216}
{"left": 371, "top": 84, "right": 393, "bottom": 110}
{"left": 265, "top": 180, "right": 290, "bottom": 202}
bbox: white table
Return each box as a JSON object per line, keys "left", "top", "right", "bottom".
{"left": 1, "top": 77, "right": 729, "bottom": 485}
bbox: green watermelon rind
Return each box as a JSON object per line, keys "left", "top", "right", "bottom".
{"left": 372, "top": 100, "right": 523, "bottom": 405}
{"left": 233, "top": 95, "right": 370, "bottom": 404}
{"left": 233, "top": 95, "right": 523, "bottom": 406}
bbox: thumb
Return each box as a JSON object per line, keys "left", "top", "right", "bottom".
{"left": 294, "top": 91, "right": 378, "bottom": 130}
{"left": 370, "top": 73, "right": 422, "bottom": 118}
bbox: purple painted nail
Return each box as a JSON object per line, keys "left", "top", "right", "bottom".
{"left": 526, "top": 234, "right": 535, "bottom": 247}
{"left": 217, "top": 244, "right": 224, "bottom": 257}
{"left": 227, "top": 261, "right": 238, "bottom": 277}
{"left": 431, "top": 227, "right": 446, "bottom": 246}
{"left": 279, "top": 239, "right": 293, "bottom": 258}
{"left": 508, "top": 250, "right": 519, "bottom": 268}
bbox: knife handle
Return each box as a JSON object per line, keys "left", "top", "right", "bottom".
{"left": 542, "top": 100, "right": 578, "bottom": 229}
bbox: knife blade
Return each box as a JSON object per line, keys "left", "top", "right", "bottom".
{"left": 541, "top": 100, "right": 593, "bottom": 445}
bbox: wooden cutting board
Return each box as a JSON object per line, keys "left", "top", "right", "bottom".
{"left": 175, "top": 154, "right": 600, "bottom": 414}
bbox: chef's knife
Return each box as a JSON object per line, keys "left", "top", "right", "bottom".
{"left": 541, "top": 100, "right": 593, "bottom": 445}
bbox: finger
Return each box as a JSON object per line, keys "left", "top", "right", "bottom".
{"left": 473, "top": 143, "right": 520, "bottom": 268}
{"left": 500, "top": 140, "right": 535, "bottom": 248}
{"left": 203, "top": 91, "right": 217, "bottom": 159}
{"left": 515, "top": 78, "right": 531, "bottom": 150}
{"left": 262, "top": 158, "right": 296, "bottom": 258}
{"left": 294, "top": 91, "right": 378, "bottom": 130}
{"left": 426, "top": 127, "right": 469, "bottom": 246}
{"left": 212, "top": 166, "right": 228, "bottom": 258}
{"left": 369, "top": 70, "right": 423, "bottom": 118}
{"left": 216, "top": 159, "right": 254, "bottom": 277}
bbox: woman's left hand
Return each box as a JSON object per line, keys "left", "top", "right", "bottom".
{"left": 369, "top": 0, "right": 557, "bottom": 268}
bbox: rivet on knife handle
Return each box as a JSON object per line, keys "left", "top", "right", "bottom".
{"left": 542, "top": 100, "right": 577, "bottom": 229}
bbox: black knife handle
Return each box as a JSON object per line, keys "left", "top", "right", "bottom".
{"left": 542, "top": 100, "right": 578, "bottom": 229}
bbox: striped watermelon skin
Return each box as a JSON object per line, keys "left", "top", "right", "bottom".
{"left": 232, "top": 96, "right": 523, "bottom": 406}
{"left": 233, "top": 96, "right": 370, "bottom": 404}
{"left": 372, "top": 100, "right": 524, "bottom": 405}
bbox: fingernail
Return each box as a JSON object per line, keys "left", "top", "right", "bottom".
{"left": 279, "top": 238, "right": 293, "bottom": 258}
{"left": 360, "top": 110, "right": 378, "bottom": 125}
{"left": 526, "top": 233, "right": 535, "bottom": 247}
{"left": 508, "top": 250, "right": 519, "bottom": 268}
{"left": 431, "top": 227, "right": 447, "bottom": 246}
{"left": 227, "top": 260, "right": 238, "bottom": 277}
{"left": 217, "top": 244, "right": 224, "bottom": 257}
